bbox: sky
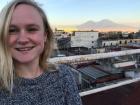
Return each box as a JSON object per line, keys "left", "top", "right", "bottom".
{"left": 0, "top": 0, "right": 140, "bottom": 28}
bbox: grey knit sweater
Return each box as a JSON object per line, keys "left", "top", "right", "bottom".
{"left": 0, "top": 65, "right": 82, "bottom": 105}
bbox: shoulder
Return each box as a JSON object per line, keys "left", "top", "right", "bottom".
{"left": 43, "top": 64, "right": 74, "bottom": 82}
{"left": 46, "top": 64, "right": 77, "bottom": 85}
{"left": 57, "top": 64, "right": 78, "bottom": 86}
{"left": 58, "top": 64, "right": 75, "bottom": 78}
{"left": 48, "top": 64, "right": 76, "bottom": 82}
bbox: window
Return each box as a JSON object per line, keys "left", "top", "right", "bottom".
{"left": 103, "top": 43, "right": 105, "bottom": 47}
{"left": 124, "top": 40, "right": 127, "bottom": 44}
{"left": 120, "top": 41, "right": 122, "bottom": 44}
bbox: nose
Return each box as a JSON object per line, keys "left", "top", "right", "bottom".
{"left": 17, "top": 30, "right": 29, "bottom": 45}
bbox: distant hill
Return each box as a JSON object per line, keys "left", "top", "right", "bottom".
{"left": 77, "top": 20, "right": 95, "bottom": 29}
{"left": 77, "top": 19, "right": 138, "bottom": 32}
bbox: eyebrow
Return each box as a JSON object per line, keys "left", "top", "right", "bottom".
{"left": 26, "top": 24, "right": 40, "bottom": 28}
{"left": 9, "top": 24, "right": 40, "bottom": 28}
{"left": 9, "top": 25, "right": 17, "bottom": 28}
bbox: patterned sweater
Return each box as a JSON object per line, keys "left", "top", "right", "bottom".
{"left": 0, "top": 65, "right": 82, "bottom": 105}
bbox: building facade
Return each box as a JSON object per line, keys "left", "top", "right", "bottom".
{"left": 71, "top": 31, "right": 99, "bottom": 48}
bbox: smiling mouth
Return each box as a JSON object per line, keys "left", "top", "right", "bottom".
{"left": 15, "top": 46, "right": 35, "bottom": 51}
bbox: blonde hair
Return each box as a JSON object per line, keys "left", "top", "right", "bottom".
{"left": 0, "top": 0, "right": 54, "bottom": 92}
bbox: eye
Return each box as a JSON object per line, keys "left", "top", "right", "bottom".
{"left": 9, "top": 27, "right": 19, "bottom": 35}
{"left": 27, "top": 27, "right": 38, "bottom": 33}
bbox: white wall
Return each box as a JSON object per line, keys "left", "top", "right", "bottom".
{"left": 71, "top": 31, "right": 99, "bottom": 48}
{"left": 102, "top": 40, "right": 118, "bottom": 46}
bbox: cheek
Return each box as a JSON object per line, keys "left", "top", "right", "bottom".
{"left": 33, "top": 35, "right": 46, "bottom": 46}
{"left": 7, "top": 36, "right": 17, "bottom": 47}
{"left": 34, "top": 37, "right": 45, "bottom": 55}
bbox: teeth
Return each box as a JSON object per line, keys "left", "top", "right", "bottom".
{"left": 16, "top": 47, "right": 34, "bottom": 51}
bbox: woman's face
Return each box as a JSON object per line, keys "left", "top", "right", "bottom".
{"left": 8, "top": 4, "right": 46, "bottom": 64}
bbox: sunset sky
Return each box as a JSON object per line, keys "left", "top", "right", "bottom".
{"left": 0, "top": 0, "right": 140, "bottom": 28}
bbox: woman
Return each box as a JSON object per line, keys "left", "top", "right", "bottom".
{"left": 0, "top": 0, "right": 82, "bottom": 105}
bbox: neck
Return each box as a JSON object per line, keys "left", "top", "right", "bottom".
{"left": 14, "top": 61, "right": 43, "bottom": 79}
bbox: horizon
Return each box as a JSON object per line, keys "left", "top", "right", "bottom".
{"left": 0, "top": 0, "right": 140, "bottom": 32}
{"left": 53, "top": 19, "right": 139, "bottom": 32}
{"left": 41, "top": 0, "right": 140, "bottom": 28}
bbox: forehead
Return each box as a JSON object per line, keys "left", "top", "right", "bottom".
{"left": 11, "top": 4, "right": 43, "bottom": 25}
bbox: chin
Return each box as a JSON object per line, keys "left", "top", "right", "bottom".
{"left": 13, "top": 58, "right": 37, "bottom": 64}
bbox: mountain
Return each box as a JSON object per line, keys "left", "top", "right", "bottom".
{"left": 77, "top": 20, "right": 96, "bottom": 29}
{"left": 95, "top": 19, "right": 124, "bottom": 28}
{"left": 77, "top": 19, "right": 138, "bottom": 32}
